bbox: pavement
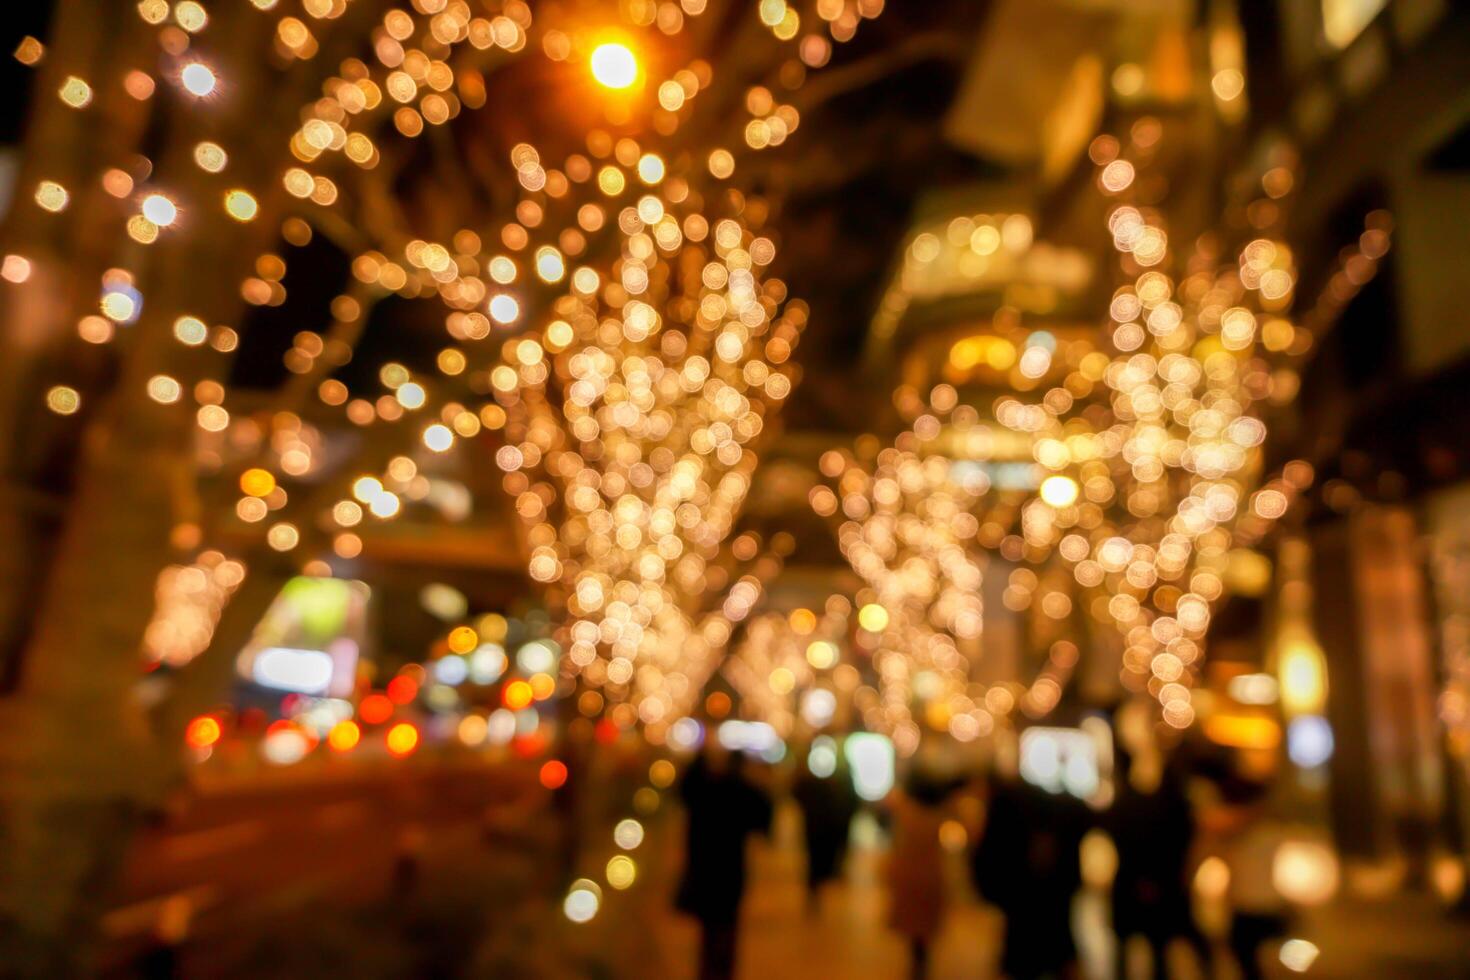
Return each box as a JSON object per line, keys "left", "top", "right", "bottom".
{"left": 96, "top": 763, "right": 1470, "bottom": 979}
{"left": 98, "top": 755, "right": 542, "bottom": 973}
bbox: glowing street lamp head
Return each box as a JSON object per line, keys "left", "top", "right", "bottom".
{"left": 590, "top": 43, "right": 638, "bottom": 89}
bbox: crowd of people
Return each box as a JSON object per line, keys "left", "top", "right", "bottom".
{"left": 673, "top": 723, "right": 1288, "bottom": 980}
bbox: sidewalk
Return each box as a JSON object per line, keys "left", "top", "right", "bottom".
{"left": 648, "top": 801, "right": 1470, "bottom": 979}
{"left": 654, "top": 804, "right": 999, "bottom": 980}
{"left": 1295, "top": 892, "right": 1470, "bottom": 979}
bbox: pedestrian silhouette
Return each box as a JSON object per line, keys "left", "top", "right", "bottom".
{"left": 1218, "top": 777, "right": 1288, "bottom": 980}
{"left": 792, "top": 755, "right": 859, "bottom": 908}
{"left": 1106, "top": 751, "right": 1211, "bottom": 978}
{"left": 676, "top": 745, "right": 773, "bottom": 980}
{"left": 974, "top": 774, "right": 1088, "bottom": 979}
{"left": 886, "top": 770, "right": 954, "bottom": 978}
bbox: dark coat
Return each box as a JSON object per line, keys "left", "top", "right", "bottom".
{"left": 792, "top": 768, "right": 858, "bottom": 888}
{"left": 1105, "top": 772, "right": 1197, "bottom": 938}
{"left": 676, "top": 756, "right": 773, "bottom": 924}
{"left": 973, "top": 779, "right": 1089, "bottom": 977}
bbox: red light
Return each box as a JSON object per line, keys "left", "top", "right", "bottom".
{"left": 387, "top": 722, "right": 419, "bottom": 757}
{"left": 185, "top": 715, "right": 221, "bottom": 748}
{"left": 594, "top": 719, "right": 619, "bottom": 744}
{"left": 512, "top": 731, "right": 546, "bottom": 758}
{"left": 359, "top": 693, "right": 393, "bottom": 724}
{"left": 540, "top": 759, "right": 568, "bottom": 790}
{"left": 386, "top": 675, "right": 418, "bottom": 705}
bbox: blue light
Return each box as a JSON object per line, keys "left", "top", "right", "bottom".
{"left": 1287, "top": 715, "right": 1334, "bottom": 768}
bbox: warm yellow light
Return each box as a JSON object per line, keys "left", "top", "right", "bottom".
{"left": 46, "top": 386, "right": 80, "bottom": 415}
{"left": 35, "top": 181, "right": 69, "bottom": 212}
{"left": 606, "top": 855, "right": 636, "bottom": 889}
{"left": 58, "top": 76, "right": 92, "bottom": 108}
{"left": 708, "top": 149, "right": 735, "bottom": 179}
{"left": 240, "top": 468, "right": 277, "bottom": 497}
{"left": 224, "top": 190, "right": 258, "bottom": 222}
{"left": 175, "top": 0, "right": 208, "bottom": 31}
{"left": 806, "top": 641, "right": 838, "bottom": 670}
{"left": 328, "top": 720, "right": 360, "bottom": 752}
{"left": 173, "top": 315, "right": 208, "bottom": 346}
{"left": 1039, "top": 475, "right": 1079, "bottom": 508}
{"left": 649, "top": 760, "right": 675, "bottom": 788}
{"left": 99, "top": 291, "right": 136, "bottom": 322}
{"left": 596, "top": 166, "right": 625, "bottom": 196}
{"left": 590, "top": 43, "right": 638, "bottom": 89}
{"left": 437, "top": 348, "right": 466, "bottom": 375}
{"left": 1272, "top": 840, "right": 1338, "bottom": 906}
{"left": 126, "top": 216, "right": 157, "bottom": 242}
{"left": 386, "top": 722, "right": 419, "bottom": 756}
{"left": 147, "top": 375, "right": 182, "bottom": 404}
{"left": 267, "top": 522, "right": 300, "bottom": 551}
{"left": 857, "top": 603, "right": 889, "bottom": 632}
{"left": 1203, "top": 713, "right": 1281, "bottom": 751}
{"left": 1278, "top": 634, "right": 1327, "bottom": 716}
{"left": 1, "top": 255, "right": 31, "bottom": 283}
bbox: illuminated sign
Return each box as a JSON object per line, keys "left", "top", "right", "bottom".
{"left": 251, "top": 647, "right": 334, "bottom": 695}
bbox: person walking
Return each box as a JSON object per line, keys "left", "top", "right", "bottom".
{"left": 1106, "top": 752, "right": 1211, "bottom": 977}
{"left": 793, "top": 755, "right": 859, "bottom": 910}
{"left": 1217, "top": 779, "right": 1289, "bottom": 980}
{"left": 886, "top": 771, "right": 954, "bottom": 978}
{"left": 974, "top": 774, "right": 1089, "bottom": 979}
{"left": 676, "top": 745, "right": 773, "bottom": 980}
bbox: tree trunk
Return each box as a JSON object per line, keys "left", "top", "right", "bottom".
{"left": 0, "top": 397, "right": 189, "bottom": 972}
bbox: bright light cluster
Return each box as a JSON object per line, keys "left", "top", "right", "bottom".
{"left": 142, "top": 551, "right": 247, "bottom": 667}
{"left": 723, "top": 600, "right": 853, "bottom": 737}
{"left": 809, "top": 124, "right": 1376, "bottom": 745}
{"left": 489, "top": 200, "right": 801, "bottom": 734}
{"left": 2, "top": 0, "right": 891, "bottom": 733}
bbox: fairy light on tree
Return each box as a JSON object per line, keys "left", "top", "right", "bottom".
{"left": 0, "top": 0, "right": 904, "bottom": 956}
{"left": 0, "top": 2, "right": 1409, "bottom": 973}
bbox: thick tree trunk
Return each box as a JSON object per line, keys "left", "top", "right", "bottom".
{"left": 2, "top": 67, "right": 261, "bottom": 980}
{"left": 0, "top": 394, "right": 188, "bottom": 971}
{"left": 0, "top": 0, "right": 397, "bottom": 961}
{"left": 0, "top": 2, "right": 153, "bottom": 688}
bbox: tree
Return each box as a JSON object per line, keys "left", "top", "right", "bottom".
{"left": 0, "top": 0, "right": 897, "bottom": 968}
